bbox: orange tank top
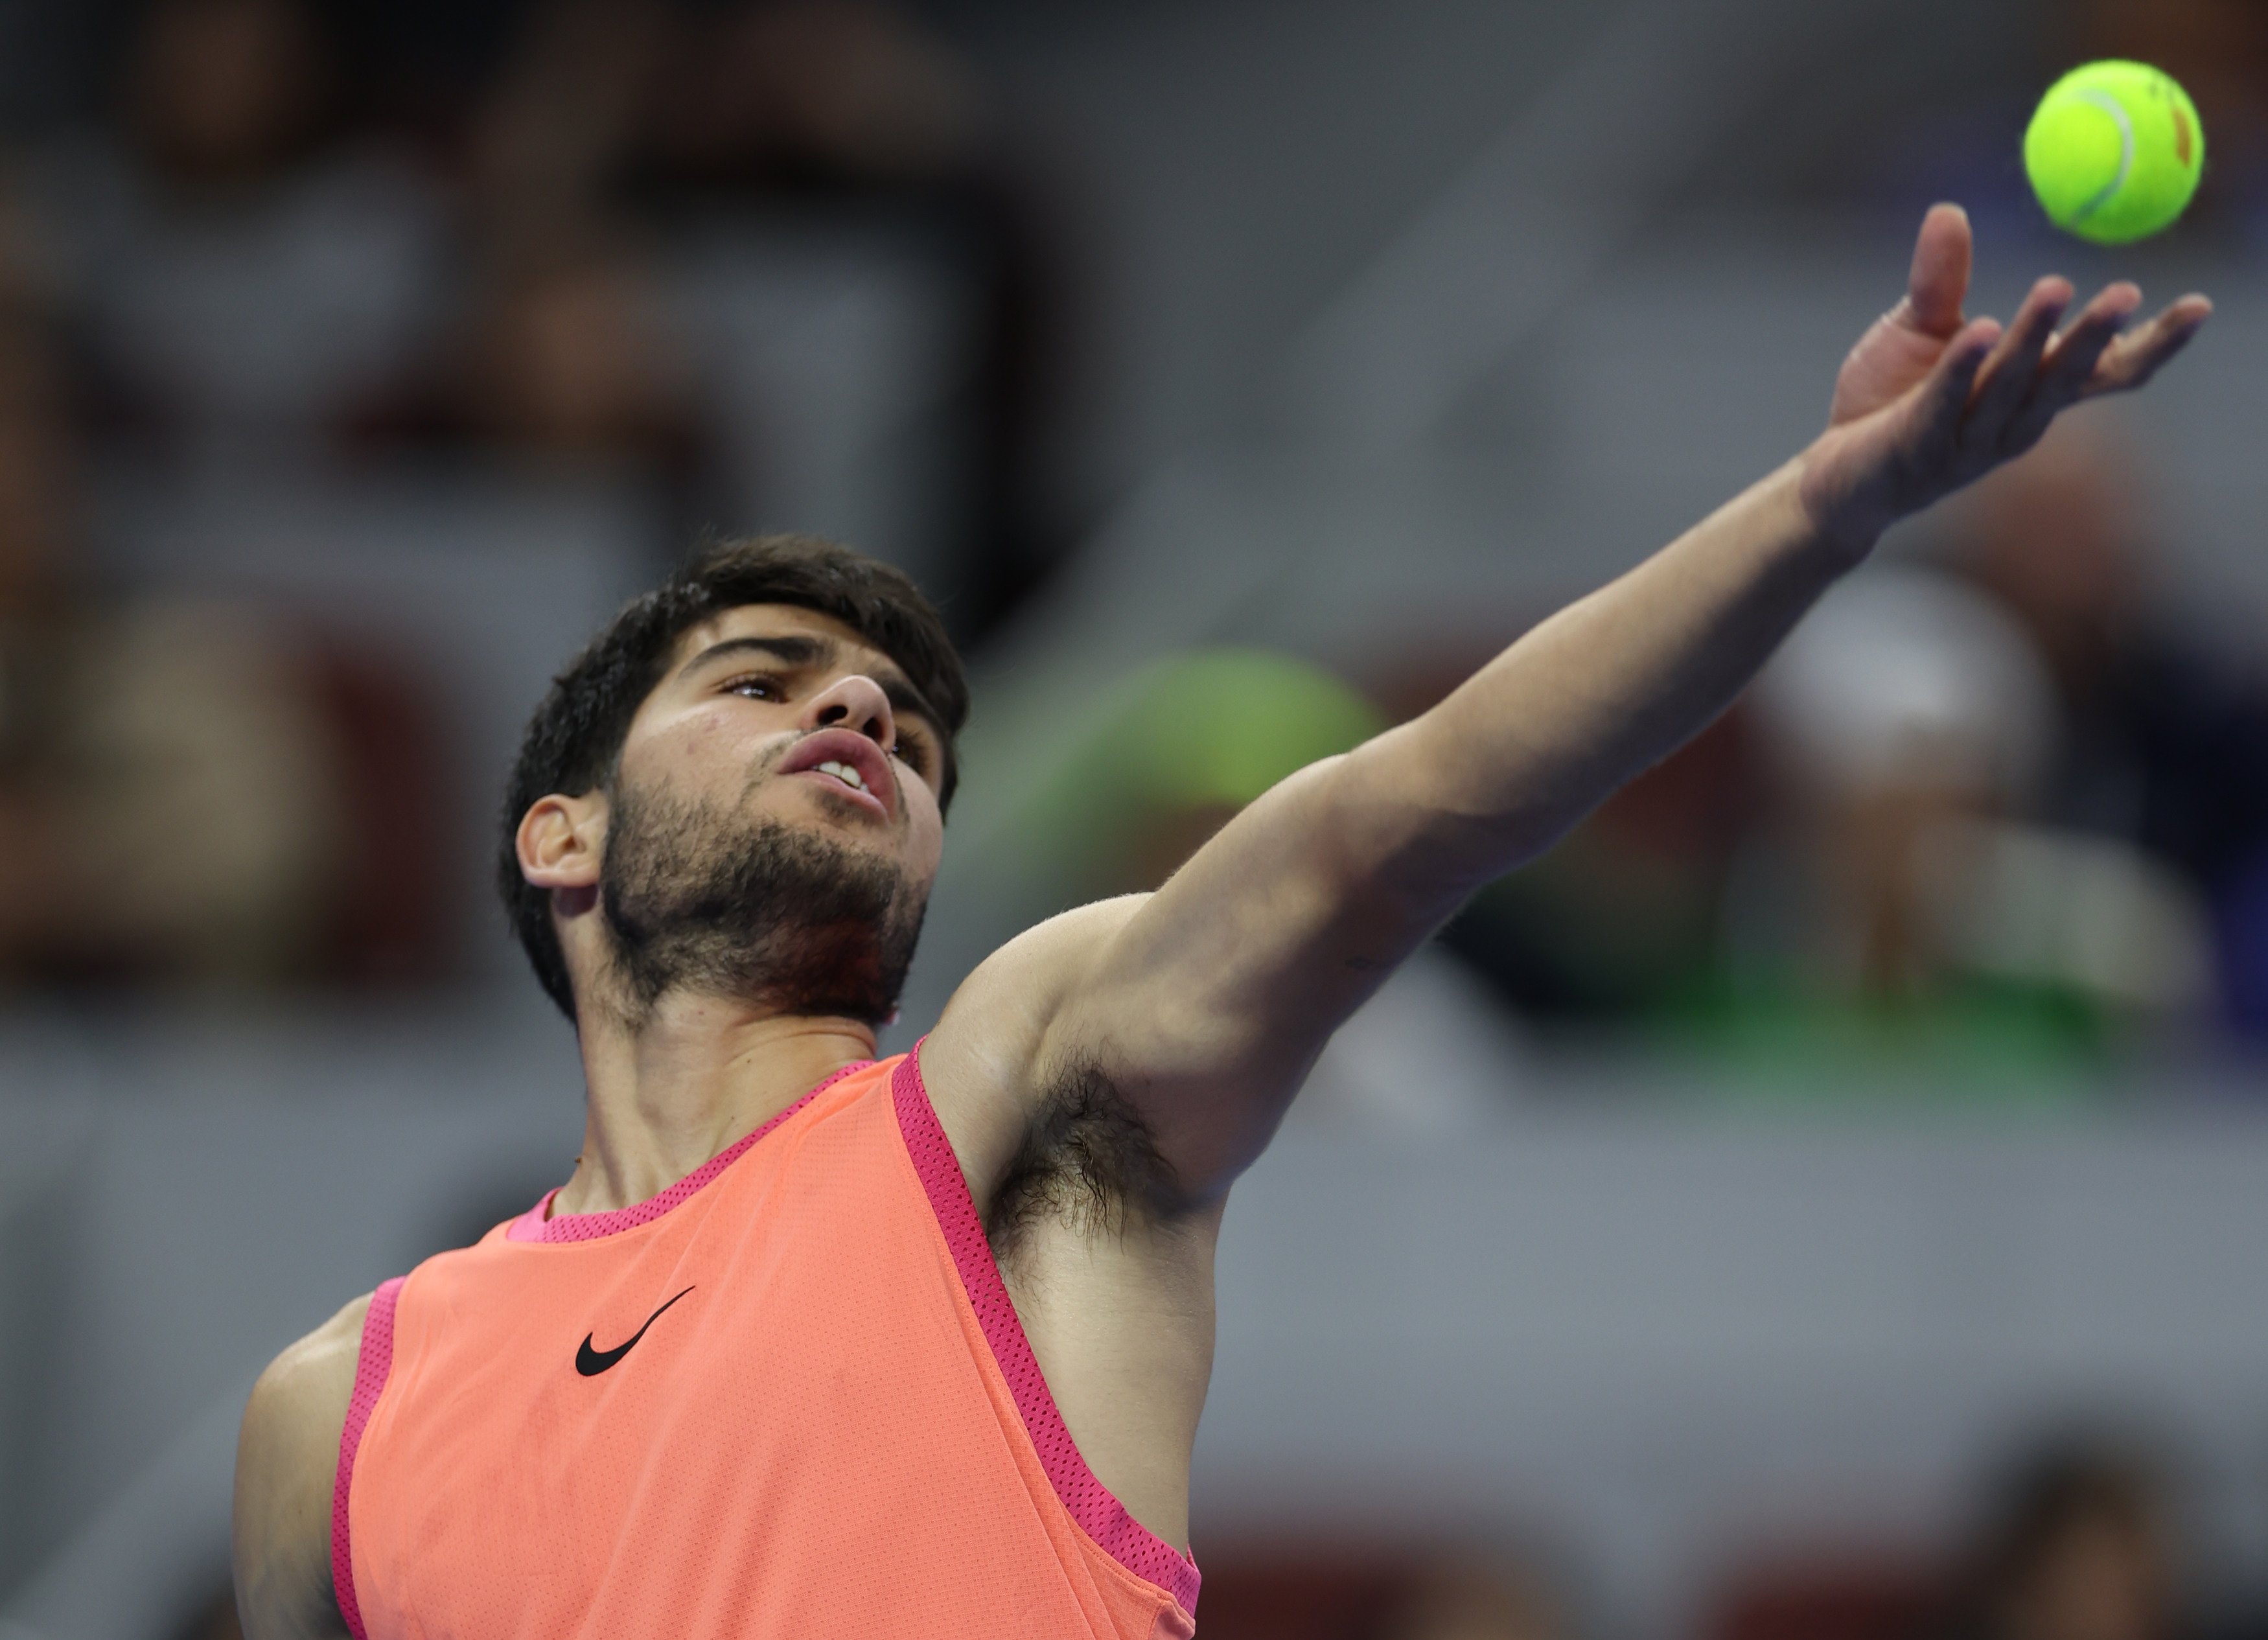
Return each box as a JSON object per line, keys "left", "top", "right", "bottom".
{"left": 330, "top": 1049, "right": 1200, "bottom": 1639}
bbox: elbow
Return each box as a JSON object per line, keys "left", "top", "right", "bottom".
{"left": 1361, "top": 802, "right": 1569, "bottom": 911}
{"left": 1334, "top": 734, "right": 1572, "bottom": 905}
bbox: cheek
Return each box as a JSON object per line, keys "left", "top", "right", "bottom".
{"left": 677, "top": 711, "right": 754, "bottom": 774}
{"left": 905, "top": 796, "right": 946, "bottom": 878}
{"left": 634, "top": 713, "right": 788, "bottom": 801}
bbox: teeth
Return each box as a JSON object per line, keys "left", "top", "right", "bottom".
{"left": 815, "top": 760, "right": 866, "bottom": 792}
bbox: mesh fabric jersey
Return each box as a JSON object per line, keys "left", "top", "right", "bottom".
{"left": 332, "top": 1051, "right": 1200, "bottom": 1639}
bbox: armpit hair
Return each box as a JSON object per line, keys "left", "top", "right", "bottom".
{"left": 984, "top": 1055, "right": 1186, "bottom": 1260}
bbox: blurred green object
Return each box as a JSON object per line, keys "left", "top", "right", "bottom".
{"left": 1651, "top": 975, "right": 2111, "bottom": 1100}
{"left": 1113, "top": 649, "right": 1383, "bottom": 811}
{"left": 1023, "top": 649, "right": 1385, "bottom": 894}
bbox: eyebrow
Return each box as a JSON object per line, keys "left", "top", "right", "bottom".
{"left": 679, "top": 634, "right": 943, "bottom": 737}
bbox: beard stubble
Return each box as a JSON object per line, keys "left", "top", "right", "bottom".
{"left": 598, "top": 772, "right": 927, "bottom": 1026}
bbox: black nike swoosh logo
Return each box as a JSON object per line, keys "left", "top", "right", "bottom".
{"left": 575, "top": 1286, "right": 695, "bottom": 1377}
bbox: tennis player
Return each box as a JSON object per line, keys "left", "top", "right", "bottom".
{"left": 233, "top": 206, "right": 2206, "bottom": 1639}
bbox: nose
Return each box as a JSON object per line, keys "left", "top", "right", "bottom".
{"left": 800, "top": 672, "right": 896, "bottom": 749}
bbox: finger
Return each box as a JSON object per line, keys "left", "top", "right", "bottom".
{"left": 1899, "top": 203, "right": 1973, "bottom": 338}
{"left": 1999, "top": 283, "right": 2143, "bottom": 450}
{"left": 2083, "top": 294, "right": 2214, "bottom": 397}
{"left": 1958, "top": 276, "right": 2072, "bottom": 454}
{"left": 1905, "top": 317, "right": 2001, "bottom": 457}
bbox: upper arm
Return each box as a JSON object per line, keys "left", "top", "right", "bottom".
{"left": 234, "top": 1295, "right": 368, "bottom": 1640}
{"left": 1053, "top": 747, "right": 1452, "bottom": 1182}
{"left": 928, "top": 735, "right": 1461, "bottom": 1207}
{"left": 921, "top": 895, "right": 1155, "bottom": 1204}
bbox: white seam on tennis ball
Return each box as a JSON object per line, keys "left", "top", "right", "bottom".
{"left": 2070, "top": 86, "right": 2135, "bottom": 224}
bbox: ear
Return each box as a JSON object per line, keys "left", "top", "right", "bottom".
{"left": 516, "top": 792, "right": 605, "bottom": 902}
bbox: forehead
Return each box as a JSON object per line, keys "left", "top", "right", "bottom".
{"left": 662, "top": 603, "right": 903, "bottom": 680}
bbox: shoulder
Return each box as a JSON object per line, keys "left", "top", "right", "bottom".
{"left": 936, "top": 894, "right": 1152, "bottom": 1067}
{"left": 233, "top": 1293, "right": 371, "bottom": 1640}
{"left": 918, "top": 895, "right": 1151, "bottom": 1197}
{"left": 968, "top": 895, "right": 1151, "bottom": 997}
{"left": 242, "top": 1291, "right": 371, "bottom": 1470}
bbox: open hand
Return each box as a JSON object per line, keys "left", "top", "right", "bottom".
{"left": 1798, "top": 203, "right": 2210, "bottom": 553}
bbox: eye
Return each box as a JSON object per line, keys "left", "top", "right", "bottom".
{"left": 724, "top": 673, "right": 783, "bottom": 702}
{"left": 890, "top": 734, "right": 931, "bottom": 776}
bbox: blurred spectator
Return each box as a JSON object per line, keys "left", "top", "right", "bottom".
{"left": 638, "top": 0, "right": 984, "bottom": 190}
{"left": 1425, "top": 550, "right": 2221, "bottom": 1068}
{"left": 1704, "top": 1440, "right": 2197, "bottom": 1640}
{"left": 1932, "top": 1440, "right": 2187, "bottom": 1640}
{"left": 0, "top": 262, "right": 454, "bottom": 993}
{"left": 464, "top": 0, "right": 1083, "bottom": 640}
{"left": 641, "top": 0, "right": 1084, "bottom": 643}
{"left": 1730, "top": 562, "right": 2212, "bottom": 1062}
{"left": 465, "top": 0, "right": 669, "bottom": 242}
{"left": 1192, "top": 1543, "right": 1572, "bottom": 1640}
{"left": 1382, "top": 1558, "right": 1569, "bottom": 1640}
{"left": 358, "top": 217, "right": 705, "bottom": 515}
{"left": 1950, "top": 419, "right": 2268, "bottom": 1041}
{"left": 337, "top": 6, "right": 702, "bottom": 553}
{"left": 30, "top": 0, "right": 450, "bottom": 470}
{"left": 0, "top": 287, "right": 345, "bottom": 988}
{"left": 457, "top": 225, "right": 700, "bottom": 474}
{"left": 1707, "top": 1554, "right": 1939, "bottom": 1640}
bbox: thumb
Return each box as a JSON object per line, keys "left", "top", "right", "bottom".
{"left": 1901, "top": 203, "right": 1973, "bottom": 338}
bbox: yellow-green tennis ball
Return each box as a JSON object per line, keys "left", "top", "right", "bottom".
{"left": 2025, "top": 60, "right": 2204, "bottom": 244}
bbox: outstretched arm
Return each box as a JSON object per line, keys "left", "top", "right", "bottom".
{"left": 929, "top": 205, "right": 2208, "bottom": 1203}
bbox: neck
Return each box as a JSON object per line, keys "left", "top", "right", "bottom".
{"left": 555, "top": 993, "right": 879, "bottom": 1216}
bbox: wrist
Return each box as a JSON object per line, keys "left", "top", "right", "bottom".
{"left": 1792, "top": 433, "right": 1891, "bottom": 566}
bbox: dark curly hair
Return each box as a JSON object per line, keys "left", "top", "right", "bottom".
{"left": 498, "top": 534, "right": 969, "bottom": 1020}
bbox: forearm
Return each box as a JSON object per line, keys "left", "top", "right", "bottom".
{"left": 1039, "top": 454, "right": 1862, "bottom": 1188}
{"left": 1361, "top": 452, "right": 1860, "bottom": 895}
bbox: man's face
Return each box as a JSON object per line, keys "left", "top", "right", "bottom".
{"left": 593, "top": 603, "right": 950, "bottom": 1019}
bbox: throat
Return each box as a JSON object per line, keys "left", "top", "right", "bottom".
{"left": 562, "top": 1010, "right": 879, "bottom": 1215}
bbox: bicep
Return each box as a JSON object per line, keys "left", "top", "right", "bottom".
{"left": 1041, "top": 749, "right": 1453, "bottom": 1192}
{"left": 929, "top": 739, "right": 1465, "bottom": 1207}
{"left": 234, "top": 1299, "right": 365, "bottom": 1640}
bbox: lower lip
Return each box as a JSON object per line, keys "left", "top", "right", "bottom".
{"left": 787, "top": 768, "right": 890, "bottom": 818}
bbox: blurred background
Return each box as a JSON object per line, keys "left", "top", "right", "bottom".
{"left": 0, "top": 0, "right": 2265, "bottom": 1636}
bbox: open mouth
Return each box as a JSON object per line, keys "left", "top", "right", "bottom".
{"left": 778, "top": 728, "right": 896, "bottom": 819}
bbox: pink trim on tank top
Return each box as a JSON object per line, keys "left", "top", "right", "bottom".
{"left": 332, "top": 1274, "right": 404, "bottom": 1640}
{"left": 507, "top": 1061, "right": 874, "bottom": 1243}
{"left": 890, "top": 1045, "right": 1202, "bottom": 1616}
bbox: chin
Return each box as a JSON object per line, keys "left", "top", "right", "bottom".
{"left": 774, "top": 793, "right": 899, "bottom": 860}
